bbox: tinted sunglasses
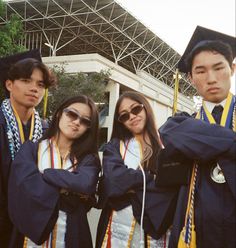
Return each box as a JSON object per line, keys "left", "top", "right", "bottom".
{"left": 63, "top": 108, "right": 91, "bottom": 128}
{"left": 118, "top": 104, "right": 144, "bottom": 123}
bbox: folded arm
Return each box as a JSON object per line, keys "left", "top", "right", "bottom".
{"left": 43, "top": 154, "right": 100, "bottom": 196}
{"left": 8, "top": 141, "right": 59, "bottom": 245}
{"left": 102, "top": 139, "right": 154, "bottom": 198}
{"left": 160, "top": 115, "right": 236, "bottom": 162}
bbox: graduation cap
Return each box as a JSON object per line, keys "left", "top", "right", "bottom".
{"left": 178, "top": 25, "right": 236, "bottom": 73}
{"left": 0, "top": 49, "right": 42, "bottom": 86}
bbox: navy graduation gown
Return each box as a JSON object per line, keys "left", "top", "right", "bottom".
{"left": 96, "top": 138, "right": 178, "bottom": 248}
{"left": 159, "top": 114, "right": 236, "bottom": 248}
{"left": 0, "top": 108, "right": 49, "bottom": 248}
{"left": 0, "top": 109, "right": 16, "bottom": 247}
{"left": 8, "top": 140, "right": 100, "bottom": 247}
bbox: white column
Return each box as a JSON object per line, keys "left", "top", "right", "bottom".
{"left": 106, "top": 81, "right": 120, "bottom": 140}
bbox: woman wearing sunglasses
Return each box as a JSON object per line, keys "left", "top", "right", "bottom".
{"left": 8, "top": 95, "right": 100, "bottom": 247}
{"left": 96, "top": 91, "right": 178, "bottom": 248}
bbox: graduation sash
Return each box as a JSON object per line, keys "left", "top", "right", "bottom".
{"left": 199, "top": 92, "right": 236, "bottom": 129}
{"left": 1, "top": 99, "right": 42, "bottom": 160}
{"left": 102, "top": 138, "right": 140, "bottom": 248}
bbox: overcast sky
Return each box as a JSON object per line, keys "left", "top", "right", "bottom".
{"left": 116, "top": 0, "right": 236, "bottom": 92}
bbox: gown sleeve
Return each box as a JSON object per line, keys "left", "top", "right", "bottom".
{"left": 8, "top": 141, "right": 60, "bottom": 245}
{"left": 160, "top": 115, "right": 235, "bottom": 162}
{"left": 43, "top": 154, "right": 100, "bottom": 195}
{"left": 158, "top": 115, "right": 236, "bottom": 198}
{"left": 101, "top": 139, "right": 154, "bottom": 198}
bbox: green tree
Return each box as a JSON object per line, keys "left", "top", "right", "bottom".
{"left": 0, "top": 0, "right": 4, "bottom": 14}
{"left": 38, "top": 65, "right": 111, "bottom": 119}
{"left": 0, "top": 0, "right": 25, "bottom": 56}
{"left": 0, "top": 0, "right": 26, "bottom": 100}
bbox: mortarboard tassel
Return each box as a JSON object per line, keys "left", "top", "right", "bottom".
{"left": 43, "top": 88, "right": 48, "bottom": 119}
{"left": 172, "top": 69, "right": 180, "bottom": 116}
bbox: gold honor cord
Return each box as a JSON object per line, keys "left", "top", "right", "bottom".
{"left": 12, "top": 105, "right": 35, "bottom": 143}
{"left": 202, "top": 92, "right": 233, "bottom": 127}
{"left": 43, "top": 88, "right": 48, "bottom": 119}
{"left": 220, "top": 93, "right": 233, "bottom": 127}
{"left": 172, "top": 69, "right": 180, "bottom": 116}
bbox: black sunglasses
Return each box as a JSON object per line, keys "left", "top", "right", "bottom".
{"left": 63, "top": 108, "right": 91, "bottom": 128}
{"left": 118, "top": 104, "right": 144, "bottom": 123}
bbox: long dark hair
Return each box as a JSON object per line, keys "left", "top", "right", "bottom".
{"left": 111, "top": 91, "right": 161, "bottom": 172}
{"left": 42, "top": 95, "right": 99, "bottom": 163}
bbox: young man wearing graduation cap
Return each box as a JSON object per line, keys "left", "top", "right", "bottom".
{"left": 0, "top": 50, "right": 56, "bottom": 247}
{"left": 156, "top": 26, "right": 236, "bottom": 248}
